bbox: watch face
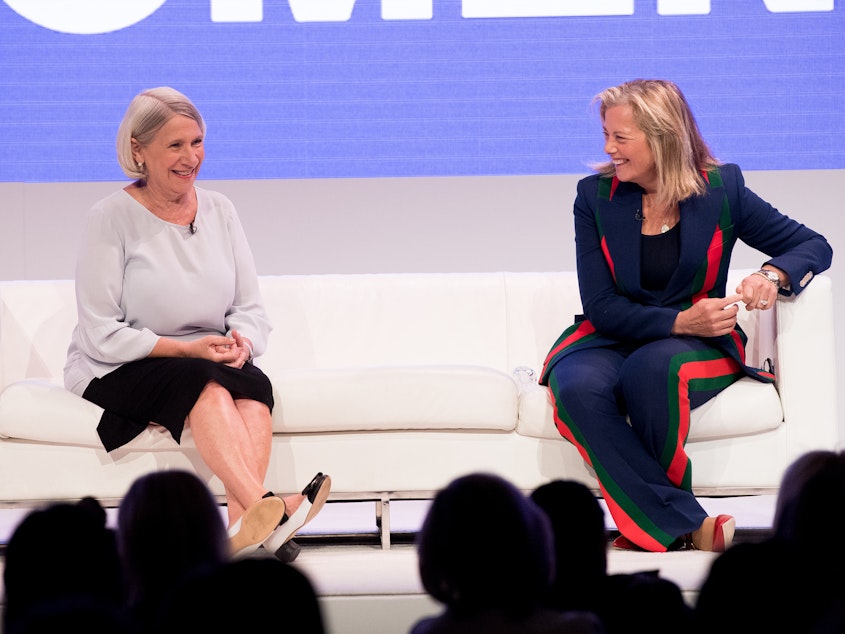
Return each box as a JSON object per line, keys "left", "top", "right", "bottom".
{"left": 760, "top": 270, "right": 779, "bottom": 286}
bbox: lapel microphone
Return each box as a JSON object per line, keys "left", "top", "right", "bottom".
{"left": 189, "top": 221, "right": 197, "bottom": 234}
{"left": 634, "top": 209, "right": 644, "bottom": 221}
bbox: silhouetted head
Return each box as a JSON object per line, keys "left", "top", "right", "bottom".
{"left": 156, "top": 557, "right": 324, "bottom": 634}
{"left": 530, "top": 479, "right": 607, "bottom": 612}
{"left": 116, "top": 470, "right": 228, "bottom": 611}
{"left": 3, "top": 497, "right": 124, "bottom": 633}
{"left": 773, "top": 449, "right": 845, "bottom": 547}
{"left": 417, "top": 472, "right": 554, "bottom": 617}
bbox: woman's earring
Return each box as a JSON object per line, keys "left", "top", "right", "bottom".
{"left": 137, "top": 162, "right": 144, "bottom": 170}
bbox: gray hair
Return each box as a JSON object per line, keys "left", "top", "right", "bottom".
{"left": 116, "top": 87, "right": 206, "bottom": 180}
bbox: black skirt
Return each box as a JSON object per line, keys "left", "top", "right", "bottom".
{"left": 82, "top": 358, "right": 274, "bottom": 452}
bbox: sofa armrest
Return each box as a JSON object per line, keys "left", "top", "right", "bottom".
{"left": 774, "top": 275, "right": 839, "bottom": 459}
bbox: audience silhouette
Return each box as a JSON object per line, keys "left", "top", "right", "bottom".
{"left": 8, "top": 456, "right": 845, "bottom": 633}
{"left": 695, "top": 449, "right": 845, "bottom": 633}
{"left": 154, "top": 556, "right": 325, "bottom": 633}
{"left": 530, "top": 480, "right": 607, "bottom": 615}
{"left": 531, "top": 479, "right": 693, "bottom": 634}
{"left": 116, "top": 470, "right": 229, "bottom": 632}
{"left": 2, "top": 497, "right": 130, "bottom": 634}
{"left": 410, "top": 472, "right": 604, "bottom": 633}
{"left": 4, "top": 471, "right": 322, "bottom": 633}
{"left": 4, "top": 596, "right": 135, "bottom": 634}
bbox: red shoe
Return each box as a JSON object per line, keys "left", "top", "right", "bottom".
{"left": 611, "top": 534, "right": 645, "bottom": 551}
{"left": 712, "top": 514, "right": 735, "bottom": 552}
{"left": 689, "top": 514, "right": 735, "bottom": 552}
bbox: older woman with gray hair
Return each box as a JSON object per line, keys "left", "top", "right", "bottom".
{"left": 64, "top": 86, "right": 330, "bottom": 559}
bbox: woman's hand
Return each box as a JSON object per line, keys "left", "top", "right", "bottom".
{"left": 671, "top": 294, "right": 742, "bottom": 337}
{"left": 194, "top": 335, "right": 242, "bottom": 364}
{"left": 206, "top": 330, "right": 253, "bottom": 368}
{"left": 152, "top": 333, "right": 253, "bottom": 368}
{"left": 736, "top": 269, "right": 783, "bottom": 311}
{"left": 224, "top": 330, "right": 253, "bottom": 368}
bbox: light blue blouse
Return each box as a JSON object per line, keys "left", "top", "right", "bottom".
{"left": 64, "top": 186, "right": 272, "bottom": 395}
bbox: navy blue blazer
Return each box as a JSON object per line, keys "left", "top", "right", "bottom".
{"left": 540, "top": 163, "right": 832, "bottom": 385}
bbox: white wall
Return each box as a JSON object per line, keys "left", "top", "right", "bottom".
{"left": 0, "top": 170, "right": 841, "bottom": 437}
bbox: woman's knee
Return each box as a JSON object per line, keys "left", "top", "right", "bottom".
{"left": 196, "top": 381, "right": 233, "bottom": 407}
{"left": 619, "top": 343, "right": 678, "bottom": 390}
{"left": 549, "top": 356, "right": 618, "bottom": 400}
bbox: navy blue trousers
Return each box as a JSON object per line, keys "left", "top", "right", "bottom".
{"left": 547, "top": 336, "right": 743, "bottom": 551}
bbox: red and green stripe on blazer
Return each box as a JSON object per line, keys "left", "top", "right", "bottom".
{"left": 539, "top": 168, "right": 775, "bottom": 386}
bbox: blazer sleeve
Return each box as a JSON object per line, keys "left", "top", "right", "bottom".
{"left": 726, "top": 164, "right": 832, "bottom": 296}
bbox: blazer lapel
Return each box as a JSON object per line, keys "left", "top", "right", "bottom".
{"left": 598, "top": 172, "right": 729, "bottom": 304}
{"left": 598, "top": 182, "right": 645, "bottom": 296}
{"left": 665, "top": 176, "right": 728, "bottom": 299}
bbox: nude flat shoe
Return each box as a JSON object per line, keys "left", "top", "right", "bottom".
{"left": 262, "top": 472, "right": 331, "bottom": 554}
{"left": 229, "top": 494, "right": 286, "bottom": 557}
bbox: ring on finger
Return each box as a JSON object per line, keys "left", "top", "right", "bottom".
{"left": 759, "top": 298, "right": 769, "bottom": 307}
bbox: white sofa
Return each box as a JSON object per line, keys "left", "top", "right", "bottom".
{"left": 0, "top": 270, "right": 838, "bottom": 546}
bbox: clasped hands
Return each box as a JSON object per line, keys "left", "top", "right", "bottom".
{"left": 192, "top": 329, "right": 253, "bottom": 368}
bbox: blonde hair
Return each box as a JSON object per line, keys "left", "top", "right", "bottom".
{"left": 116, "top": 87, "right": 206, "bottom": 180}
{"left": 592, "top": 79, "right": 719, "bottom": 209}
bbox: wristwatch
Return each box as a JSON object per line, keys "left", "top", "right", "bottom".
{"left": 754, "top": 268, "right": 781, "bottom": 289}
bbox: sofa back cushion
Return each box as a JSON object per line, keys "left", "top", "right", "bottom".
{"left": 0, "top": 280, "right": 76, "bottom": 387}
{"left": 0, "top": 270, "right": 778, "bottom": 442}
{"left": 256, "top": 273, "right": 513, "bottom": 374}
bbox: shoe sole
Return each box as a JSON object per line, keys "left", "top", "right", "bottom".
{"left": 302, "top": 474, "right": 332, "bottom": 526}
{"left": 612, "top": 535, "right": 644, "bottom": 551}
{"left": 230, "top": 495, "right": 286, "bottom": 556}
{"left": 272, "top": 474, "right": 332, "bottom": 546}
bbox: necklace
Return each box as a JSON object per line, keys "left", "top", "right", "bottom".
{"left": 641, "top": 193, "right": 677, "bottom": 235}
{"left": 639, "top": 213, "right": 674, "bottom": 234}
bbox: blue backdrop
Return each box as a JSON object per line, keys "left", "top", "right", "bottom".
{"left": 1, "top": 0, "right": 842, "bottom": 182}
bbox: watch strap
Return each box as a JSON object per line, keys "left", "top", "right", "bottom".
{"left": 754, "top": 269, "right": 781, "bottom": 288}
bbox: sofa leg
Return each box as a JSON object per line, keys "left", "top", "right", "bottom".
{"left": 376, "top": 494, "right": 391, "bottom": 550}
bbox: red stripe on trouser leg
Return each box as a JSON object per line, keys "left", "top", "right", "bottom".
{"left": 664, "top": 356, "right": 743, "bottom": 487}
{"left": 547, "top": 356, "right": 682, "bottom": 551}
{"left": 546, "top": 340, "right": 745, "bottom": 551}
{"left": 549, "top": 390, "right": 670, "bottom": 552}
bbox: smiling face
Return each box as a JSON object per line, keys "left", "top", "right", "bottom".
{"left": 132, "top": 114, "right": 204, "bottom": 197}
{"left": 602, "top": 104, "right": 657, "bottom": 193}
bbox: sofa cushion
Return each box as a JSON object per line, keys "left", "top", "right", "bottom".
{"left": 0, "top": 364, "right": 519, "bottom": 448}
{"left": 0, "top": 379, "right": 188, "bottom": 450}
{"left": 0, "top": 379, "right": 193, "bottom": 450}
{"left": 271, "top": 365, "right": 517, "bottom": 433}
{"left": 516, "top": 377, "right": 784, "bottom": 442}
{"left": 0, "top": 379, "right": 103, "bottom": 445}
